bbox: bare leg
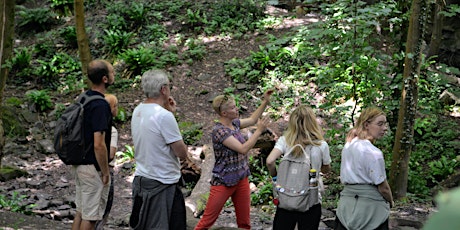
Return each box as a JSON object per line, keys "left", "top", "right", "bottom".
{"left": 71, "top": 211, "right": 82, "bottom": 230}
{"left": 81, "top": 220, "right": 96, "bottom": 230}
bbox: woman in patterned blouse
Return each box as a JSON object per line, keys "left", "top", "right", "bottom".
{"left": 194, "top": 90, "right": 273, "bottom": 230}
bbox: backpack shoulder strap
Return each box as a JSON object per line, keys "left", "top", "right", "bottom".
{"left": 77, "top": 93, "right": 105, "bottom": 106}
{"left": 283, "top": 144, "right": 312, "bottom": 163}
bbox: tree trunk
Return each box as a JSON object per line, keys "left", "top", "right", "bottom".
{"left": 389, "top": 0, "right": 429, "bottom": 200}
{"left": 427, "top": 0, "right": 445, "bottom": 58}
{"left": 74, "top": 0, "right": 92, "bottom": 86}
{"left": 0, "top": 0, "right": 15, "bottom": 167}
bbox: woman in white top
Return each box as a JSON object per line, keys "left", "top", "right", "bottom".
{"left": 335, "top": 107, "right": 394, "bottom": 230}
{"left": 266, "top": 105, "right": 332, "bottom": 230}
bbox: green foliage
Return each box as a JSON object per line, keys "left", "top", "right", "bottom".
{"left": 407, "top": 115, "right": 460, "bottom": 196}
{"left": 10, "top": 47, "right": 32, "bottom": 70}
{"left": 105, "top": 1, "right": 155, "bottom": 31}
{"left": 16, "top": 5, "right": 60, "bottom": 32}
{"left": 182, "top": 38, "right": 207, "bottom": 61}
{"left": 1, "top": 106, "right": 28, "bottom": 138}
{"left": 322, "top": 183, "right": 343, "bottom": 210}
{"left": 34, "top": 36, "right": 58, "bottom": 59}
{"left": 59, "top": 26, "right": 78, "bottom": 48}
{"left": 116, "top": 145, "right": 135, "bottom": 163}
{"left": 0, "top": 191, "right": 34, "bottom": 215}
{"left": 50, "top": 0, "right": 74, "bottom": 16}
{"left": 6, "top": 47, "right": 33, "bottom": 78}
{"left": 179, "top": 0, "right": 267, "bottom": 36}
{"left": 114, "top": 107, "right": 128, "bottom": 122}
{"left": 25, "top": 90, "right": 53, "bottom": 112}
{"left": 248, "top": 155, "right": 272, "bottom": 206}
{"left": 104, "top": 29, "right": 134, "bottom": 55}
{"left": 120, "top": 44, "right": 178, "bottom": 76}
{"left": 126, "top": 1, "right": 149, "bottom": 25}
{"left": 429, "top": 156, "right": 459, "bottom": 178}
{"left": 140, "top": 23, "right": 168, "bottom": 43}
{"left": 34, "top": 53, "right": 81, "bottom": 90}
{"left": 178, "top": 122, "right": 203, "bottom": 146}
{"left": 5, "top": 97, "right": 23, "bottom": 108}
{"left": 439, "top": 4, "right": 460, "bottom": 17}
{"left": 54, "top": 103, "right": 66, "bottom": 119}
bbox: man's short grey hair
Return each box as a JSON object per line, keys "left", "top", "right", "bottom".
{"left": 142, "top": 69, "right": 170, "bottom": 98}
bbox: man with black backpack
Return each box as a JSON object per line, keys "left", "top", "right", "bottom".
{"left": 71, "top": 59, "right": 115, "bottom": 230}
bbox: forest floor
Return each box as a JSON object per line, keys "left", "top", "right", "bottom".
{"left": 0, "top": 4, "right": 440, "bottom": 230}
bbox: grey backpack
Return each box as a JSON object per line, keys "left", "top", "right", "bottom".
{"left": 273, "top": 144, "right": 319, "bottom": 212}
{"left": 54, "top": 93, "right": 104, "bottom": 165}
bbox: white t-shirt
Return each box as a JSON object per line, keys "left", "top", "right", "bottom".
{"left": 131, "top": 103, "right": 183, "bottom": 184}
{"left": 340, "top": 137, "right": 386, "bottom": 185}
{"left": 274, "top": 136, "right": 332, "bottom": 172}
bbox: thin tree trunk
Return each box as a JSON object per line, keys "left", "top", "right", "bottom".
{"left": 0, "top": 0, "right": 15, "bottom": 167}
{"left": 389, "top": 0, "right": 429, "bottom": 200}
{"left": 428, "top": 0, "right": 445, "bottom": 58}
{"left": 74, "top": 0, "right": 92, "bottom": 87}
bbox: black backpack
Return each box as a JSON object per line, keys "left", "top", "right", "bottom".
{"left": 54, "top": 93, "right": 105, "bottom": 165}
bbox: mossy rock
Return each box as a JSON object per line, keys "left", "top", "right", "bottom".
{"left": 1, "top": 105, "right": 28, "bottom": 138}
{"left": 0, "top": 165, "right": 28, "bottom": 182}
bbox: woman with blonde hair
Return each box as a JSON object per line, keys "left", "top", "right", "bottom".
{"left": 194, "top": 90, "right": 273, "bottom": 230}
{"left": 266, "top": 105, "right": 331, "bottom": 230}
{"left": 335, "top": 107, "right": 394, "bottom": 230}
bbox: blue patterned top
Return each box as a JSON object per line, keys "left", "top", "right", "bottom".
{"left": 210, "top": 119, "right": 250, "bottom": 186}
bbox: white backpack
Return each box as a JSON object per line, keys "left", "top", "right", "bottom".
{"left": 273, "top": 144, "right": 319, "bottom": 212}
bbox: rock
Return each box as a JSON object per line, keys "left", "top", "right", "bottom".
{"left": 37, "top": 139, "right": 55, "bottom": 155}
{"left": 26, "top": 179, "right": 47, "bottom": 189}
{"left": 0, "top": 165, "right": 28, "bottom": 182}
{"left": 34, "top": 199, "right": 51, "bottom": 210}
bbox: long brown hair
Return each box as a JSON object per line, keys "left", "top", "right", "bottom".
{"left": 284, "top": 105, "right": 324, "bottom": 157}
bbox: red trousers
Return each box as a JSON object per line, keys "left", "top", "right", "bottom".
{"left": 194, "top": 177, "right": 251, "bottom": 230}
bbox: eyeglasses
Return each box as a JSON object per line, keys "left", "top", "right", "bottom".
{"left": 218, "top": 95, "right": 229, "bottom": 113}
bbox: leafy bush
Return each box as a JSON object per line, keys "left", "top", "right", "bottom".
{"left": 34, "top": 52, "right": 81, "bottom": 90}
{"left": 59, "top": 26, "right": 78, "bottom": 48}
{"left": 0, "top": 191, "right": 34, "bottom": 215}
{"left": 408, "top": 115, "right": 460, "bottom": 195}
{"left": 116, "top": 145, "right": 135, "bottom": 163}
{"left": 6, "top": 47, "right": 33, "bottom": 79}
{"left": 5, "top": 97, "right": 23, "bottom": 108}
{"left": 114, "top": 106, "right": 128, "bottom": 122}
{"left": 182, "top": 38, "right": 207, "bottom": 61}
{"left": 104, "top": 29, "right": 134, "bottom": 55}
{"left": 25, "top": 90, "right": 53, "bottom": 112}
{"left": 50, "top": 0, "right": 74, "bottom": 16}
{"left": 248, "top": 155, "right": 271, "bottom": 205}
{"left": 105, "top": 1, "right": 154, "bottom": 31}
{"left": 16, "top": 5, "right": 61, "bottom": 32}
{"left": 178, "top": 122, "right": 203, "bottom": 146}
{"left": 34, "top": 36, "right": 58, "bottom": 58}
{"left": 178, "top": 0, "right": 267, "bottom": 36}
{"left": 120, "top": 44, "right": 178, "bottom": 76}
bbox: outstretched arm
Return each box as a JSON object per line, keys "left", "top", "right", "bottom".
{"left": 240, "top": 89, "right": 273, "bottom": 129}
